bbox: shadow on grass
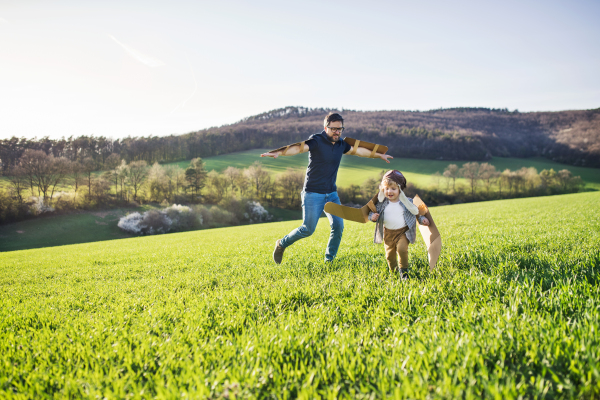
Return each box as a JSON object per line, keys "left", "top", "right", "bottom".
{"left": 0, "top": 206, "right": 303, "bottom": 253}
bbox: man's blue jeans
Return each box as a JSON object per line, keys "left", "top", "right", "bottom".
{"left": 279, "top": 190, "right": 344, "bottom": 261}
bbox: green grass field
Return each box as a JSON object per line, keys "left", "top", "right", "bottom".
{"left": 1, "top": 192, "right": 599, "bottom": 398}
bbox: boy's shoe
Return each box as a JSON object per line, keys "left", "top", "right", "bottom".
{"left": 273, "top": 240, "right": 285, "bottom": 264}
{"left": 399, "top": 269, "right": 409, "bottom": 280}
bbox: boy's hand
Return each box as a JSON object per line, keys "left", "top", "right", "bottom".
{"left": 421, "top": 217, "right": 429, "bottom": 226}
{"left": 260, "top": 151, "right": 280, "bottom": 158}
{"left": 371, "top": 213, "right": 379, "bottom": 222}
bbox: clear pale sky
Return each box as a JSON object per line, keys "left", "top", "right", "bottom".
{"left": 1, "top": 0, "right": 599, "bottom": 140}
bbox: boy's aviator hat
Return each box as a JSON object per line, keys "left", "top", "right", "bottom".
{"left": 379, "top": 170, "right": 419, "bottom": 215}
{"left": 383, "top": 170, "right": 407, "bottom": 190}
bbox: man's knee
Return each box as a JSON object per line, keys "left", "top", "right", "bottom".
{"left": 331, "top": 217, "right": 344, "bottom": 233}
{"left": 299, "top": 223, "right": 316, "bottom": 236}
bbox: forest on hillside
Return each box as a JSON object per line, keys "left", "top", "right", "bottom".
{"left": 1, "top": 106, "right": 599, "bottom": 173}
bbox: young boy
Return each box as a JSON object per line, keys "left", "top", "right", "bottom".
{"left": 369, "top": 170, "right": 429, "bottom": 279}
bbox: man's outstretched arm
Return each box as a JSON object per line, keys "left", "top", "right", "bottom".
{"left": 348, "top": 147, "right": 393, "bottom": 163}
{"left": 343, "top": 137, "right": 393, "bottom": 163}
{"left": 260, "top": 141, "right": 308, "bottom": 159}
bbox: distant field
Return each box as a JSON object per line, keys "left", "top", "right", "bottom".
{"left": 2, "top": 150, "right": 599, "bottom": 192}
{"left": 1, "top": 192, "right": 599, "bottom": 398}
{"left": 167, "top": 149, "right": 600, "bottom": 190}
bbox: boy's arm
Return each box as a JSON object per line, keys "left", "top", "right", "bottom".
{"left": 261, "top": 141, "right": 308, "bottom": 158}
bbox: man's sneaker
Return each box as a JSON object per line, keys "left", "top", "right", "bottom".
{"left": 399, "top": 269, "right": 410, "bottom": 280}
{"left": 273, "top": 240, "right": 285, "bottom": 264}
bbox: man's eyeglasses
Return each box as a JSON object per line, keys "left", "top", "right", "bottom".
{"left": 327, "top": 126, "right": 344, "bottom": 133}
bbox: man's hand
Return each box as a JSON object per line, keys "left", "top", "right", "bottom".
{"left": 379, "top": 154, "right": 393, "bottom": 163}
{"left": 371, "top": 213, "right": 379, "bottom": 222}
{"left": 420, "top": 217, "right": 430, "bottom": 226}
{"left": 261, "top": 151, "right": 280, "bottom": 158}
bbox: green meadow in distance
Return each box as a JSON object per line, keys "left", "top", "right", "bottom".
{"left": 1, "top": 191, "right": 599, "bottom": 398}
{"left": 2, "top": 148, "right": 598, "bottom": 193}
{"left": 165, "top": 149, "right": 600, "bottom": 190}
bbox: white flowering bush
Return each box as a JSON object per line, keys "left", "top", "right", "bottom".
{"left": 118, "top": 202, "right": 271, "bottom": 234}
{"left": 244, "top": 201, "right": 272, "bottom": 223}
{"left": 30, "top": 198, "right": 55, "bottom": 215}
{"left": 117, "top": 212, "right": 146, "bottom": 234}
{"left": 118, "top": 204, "right": 201, "bottom": 235}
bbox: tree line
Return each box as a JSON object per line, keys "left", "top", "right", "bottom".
{"left": 2, "top": 106, "right": 598, "bottom": 174}
{"left": 336, "top": 162, "right": 584, "bottom": 207}
{"left": 0, "top": 153, "right": 585, "bottom": 227}
{"left": 0, "top": 149, "right": 305, "bottom": 224}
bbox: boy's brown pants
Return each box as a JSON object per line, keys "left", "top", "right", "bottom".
{"left": 383, "top": 226, "right": 410, "bottom": 271}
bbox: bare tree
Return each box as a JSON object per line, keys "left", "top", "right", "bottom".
{"left": 557, "top": 169, "right": 573, "bottom": 191}
{"left": 68, "top": 160, "right": 85, "bottom": 200}
{"left": 47, "top": 157, "right": 70, "bottom": 200}
{"left": 91, "top": 176, "right": 111, "bottom": 203}
{"left": 512, "top": 169, "right": 526, "bottom": 194}
{"left": 174, "top": 166, "right": 186, "bottom": 196}
{"left": 147, "top": 162, "right": 167, "bottom": 202}
{"left": 443, "top": 164, "right": 460, "bottom": 193}
{"left": 128, "top": 160, "right": 149, "bottom": 201}
{"left": 276, "top": 168, "right": 304, "bottom": 207}
{"left": 163, "top": 165, "right": 179, "bottom": 201}
{"left": 115, "top": 160, "right": 129, "bottom": 201}
{"left": 207, "top": 170, "right": 228, "bottom": 202}
{"left": 6, "top": 166, "right": 28, "bottom": 206}
{"left": 478, "top": 163, "right": 497, "bottom": 195}
{"left": 236, "top": 173, "right": 250, "bottom": 198}
{"left": 223, "top": 166, "right": 241, "bottom": 195}
{"left": 18, "top": 149, "right": 47, "bottom": 198}
{"left": 500, "top": 169, "right": 515, "bottom": 195}
{"left": 105, "top": 154, "right": 122, "bottom": 198}
{"left": 245, "top": 161, "right": 270, "bottom": 198}
{"left": 539, "top": 168, "right": 557, "bottom": 191}
{"left": 460, "top": 162, "right": 480, "bottom": 198}
{"left": 81, "top": 157, "right": 96, "bottom": 196}
{"left": 521, "top": 167, "right": 539, "bottom": 192}
{"left": 17, "top": 150, "right": 68, "bottom": 202}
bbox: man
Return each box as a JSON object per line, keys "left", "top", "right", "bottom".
{"left": 261, "top": 112, "right": 393, "bottom": 263}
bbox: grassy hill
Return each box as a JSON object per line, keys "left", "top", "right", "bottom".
{"left": 1, "top": 192, "right": 599, "bottom": 398}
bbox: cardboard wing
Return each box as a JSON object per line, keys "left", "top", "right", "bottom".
{"left": 267, "top": 141, "right": 307, "bottom": 155}
{"left": 344, "top": 137, "right": 388, "bottom": 157}
{"left": 266, "top": 137, "right": 388, "bottom": 157}
{"left": 412, "top": 195, "right": 442, "bottom": 269}
{"left": 324, "top": 194, "right": 378, "bottom": 224}
{"left": 326, "top": 194, "right": 442, "bottom": 268}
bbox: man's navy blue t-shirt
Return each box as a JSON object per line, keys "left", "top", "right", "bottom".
{"left": 303, "top": 131, "right": 352, "bottom": 194}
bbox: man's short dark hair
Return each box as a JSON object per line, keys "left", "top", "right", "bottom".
{"left": 324, "top": 112, "right": 344, "bottom": 127}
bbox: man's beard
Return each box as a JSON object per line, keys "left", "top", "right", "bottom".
{"left": 326, "top": 132, "right": 341, "bottom": 142}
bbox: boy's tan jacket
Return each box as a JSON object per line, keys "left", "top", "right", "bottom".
{"left": 324, "top": 194, "right": 442, "bottom": 269}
